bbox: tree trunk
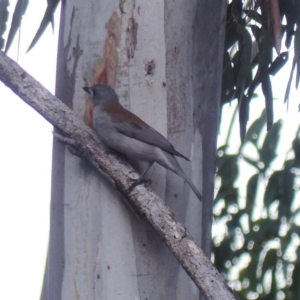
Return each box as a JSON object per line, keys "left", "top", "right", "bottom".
{"left": 43, "top": 0, "right": 226, "bottom": 299}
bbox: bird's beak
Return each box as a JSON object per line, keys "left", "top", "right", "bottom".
{"left": 83, "top": 86, "right": 94, "bottom": 95}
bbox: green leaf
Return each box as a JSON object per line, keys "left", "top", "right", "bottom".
{"left": 292, "top": 134, "right": 300, "bottom": 166}
{"left": 216, "top": 154, "right": 239, "bottom": 186}
{"left": 4, "top": 0, "right": 29, "bottom": 53}
{"left": 250, "top": 24, "right": 260, "bottom": 41}
{"left": 284, "top": 56, "right": 296, "bottom": 104}
{"left": 268, "top": 51, "right": 289, "bottom": 76}
{"left": 215, "top": 186, "right": 238, "bottom": 206}
{"left": 244, "top": 109, "right": 266, "bottom": 148}
{"left": 0, "top": 0, "right": 9, "bottom": 50}
{"left": 277, "top": 163, "right": 295, "bottom": 219}
{"left": 224, "top": 21, "right": 239, "bottom": 50}
{"left": 290, "top": 262, "right": 300, "bottom": 299}
{"left": 213, "top": 235, "right": 234, "bottom": 273}
{"left": 257, "top": 27, "right": 274, "bottom": 131}
{"left": 247, "top": 67, "right": 262, "bottom": 100}
{"left": 226, "top": 213, "right": 242, "bottom": 235}
{"left": 216, "top": 145, "right": 229, "bottom": 168}
{"left": 261, "top": 248, "right": 278, "bottom": 280}
{"left": 283, "top": 0, "right": 300, "bottom": 49}
{"left": 259, "top": 120, "right": 282, "bottom": 170}
{"left": 239, "top": 94, "right": 250, "bottom": 142}
{"left": 294, "top": 25, "right": 300, "bottom": 88}
{"left": 235, "top": 26, "right": 252, "bottom": 103}
{"left": 264, "top": 171, "right": 282, "bottom": 207}
{"left": 261, "top": 72, "right": 273, "bottom": 131}
{"left": 222, "top": 50, "right": 235, "bottom": 104}
{"left": 246, "top": 174, "right": 259, "bottom": 206}
{"left": 239, "top": 253, "right": 260, "bottom": 292}
{"left": 244, "top": 10, "right": 262, "bottom": 24}
{"left": 27, "top": 0, "right": 60, "bottom": 52}
{"left": 258, "top": 27, "right": 273, "bottom": 69}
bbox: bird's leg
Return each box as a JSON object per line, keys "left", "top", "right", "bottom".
{"left": 128, "top": 161, "right": 154, "bottom": 192}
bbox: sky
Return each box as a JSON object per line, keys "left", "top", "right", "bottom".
{"left": 1, "top": 2, "right": 300, "bottom": 300}
{"left": 0, "top": 1, "right": 60, "bottom": 299}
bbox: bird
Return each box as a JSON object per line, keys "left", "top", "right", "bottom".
{"left": 83, "top": 84, "right": 202, "bottom": 201}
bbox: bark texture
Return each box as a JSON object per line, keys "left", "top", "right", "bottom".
{"left": 0, "top": 50, "right": 236, "bottom": 300}
{"left": 3, "top": 0, "right": 227, "bottom": 299}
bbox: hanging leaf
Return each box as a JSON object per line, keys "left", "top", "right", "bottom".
{"left": 238, "top": 253, "right": 260, "bottom": 293}
{"left": 266, "top": 0, "right": 282, "bottom": 54}
{"left": 246, "top": 174, "right": 259, "bottom": 206}
{"left": 260, "top": 120, "right": 282, "bottom": 170}
{"left": 247, "top": 67, "right": 261, "bottom": 100}
{"left": 294, "top": 25, "right": 300, "bottom": 88}
{"left": 290, "top": 263, "right": 300, "bottom": 299}
{"left": 283, "top": 0, "right": 300, "bottom": 49}
{"left": 277, "top": 161, "right": 296, "bottom": 219}
{"left": 216, "top": 155, "right": 239, "bottom": 187}
{"left": 244, "top": 9, "right": 263, "bottom": 24}
{"left": 213, "top": 236, "right": 234, "bottom": 273}
{"left": 249, "top": 24, "right": 260, "bottom": 41}
{"left": 0, "top": 0, "right": 9, "bottom": 50}
{"left": 244, "top": 109, "right": 266, "bottom": 147}
{"left": 236, "top": 26, "right": 252, "bottom": 103}
{"left": 284, "top": 56, "right": 296, "bottom": 104}
{"left": 26, "top": 0, "right": 60, "bottom": 52}
{"left": 4, "top": 0, "right": 29, "bottom": 53}
{"left": 268, "top": 51, "right": 288, "bottom": 76}
{"left": 292, "top": 133, "right": 300, "bottom": 166}
{"left": 224, "top": 187, "right": 239, "bottom": 206}
{"left": 225, "top": 21, "right": 240, "bottom": 50}
{"left": 261, "top": 72, "right": 273, "bottom": 130}
{"left": 222, "top": 50, "right": 235, "bottom": 104}
{"left": 216, "top": 145, "right": 229, "bottom": 169}
{"left": 263, "top": 170, "right": 282, "bottom": 207}
{"left": 215, "top": 179, "right": 239, "bottom": 210}
{"left": 261, "top": 248, "right": 278, "bottom": 280}
{"left": 258, "top": 27, "right": 273, "bottom": 69}
{"left": 239, "top": 94, "right": 250, "bottom": 141}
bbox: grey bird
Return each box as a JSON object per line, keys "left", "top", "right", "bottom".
{"left": 83, "top": 84, "right": 202, "bottom": 201}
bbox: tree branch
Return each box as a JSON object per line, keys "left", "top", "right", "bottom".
{"left": 0, "top": 50, "right": 237, "bottom": 300}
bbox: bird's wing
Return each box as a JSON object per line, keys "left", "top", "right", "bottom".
{"left": 113, "top": 121, "right": 190, "bottom": 161}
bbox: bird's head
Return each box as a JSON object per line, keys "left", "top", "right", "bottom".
{"left": 83, "top": 84, "right": 119, "bottom": 106}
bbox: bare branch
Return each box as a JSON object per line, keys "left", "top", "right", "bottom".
{"left": 0, "top": 50, "right": 237, "bottom": 300}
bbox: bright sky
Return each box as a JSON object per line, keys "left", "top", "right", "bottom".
{"left": 0, "top": 1, "right": 60, "bottom": 299}
{"left": 1, "top": 2, "right": 300, "bottom": 300}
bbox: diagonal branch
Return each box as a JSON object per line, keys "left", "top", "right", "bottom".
{"left": 0, "top": 50, "right": 237, "bottom": 300}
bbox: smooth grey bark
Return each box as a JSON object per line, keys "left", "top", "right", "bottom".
{"left": 17, "top": 0, "right": 224, "bottom": 299}
{"left": 195, "top": 1, "right": 227, "bottom": 257}
{"left": 165, "top": 0, "right": 227, "bottom": 258}
{"left": 0, "top": 50, "right": 236, "bottom": 300}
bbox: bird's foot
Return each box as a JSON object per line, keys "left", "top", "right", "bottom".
{"left": 128, "top": 178, "right": 152, "bottom": 193}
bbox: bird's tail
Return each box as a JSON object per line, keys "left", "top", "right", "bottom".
{"left": 176, "top": 166, "right": 203, "bottom": 201}
{"left": 160, "top": 151, "right": 203, "bottom": 201}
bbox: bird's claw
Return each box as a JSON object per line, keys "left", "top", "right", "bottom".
{"left": 128, "top": 178, "right": 152, "bottom": 193}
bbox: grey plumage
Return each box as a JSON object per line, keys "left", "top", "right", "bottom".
{"left": 83, "top": 84, "right": 202, "bottom": 201}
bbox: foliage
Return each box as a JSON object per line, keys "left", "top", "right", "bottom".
{"left": 0, "top": 0, "right": 59, "bottom": 53}
{"left": 213, "top": 109, "right": 300, "bottom": 299}
{"left": 223, "top": 0, "right": 300, "bottom": 141}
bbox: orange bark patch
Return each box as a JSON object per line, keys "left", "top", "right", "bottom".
{"left": 84, "top": 11, "right": 121, "bottom": 129}
{"left": 84, "top": 99, "right": 95, "bottom": 129}
{"left": 94, "top": 11, "right": 121, "bottom": 87}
